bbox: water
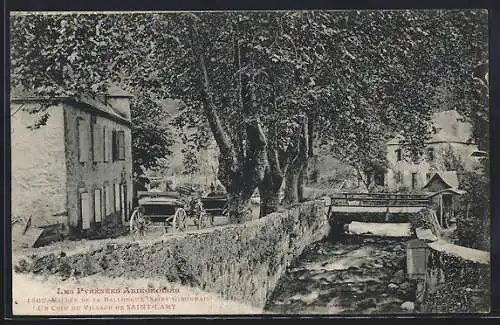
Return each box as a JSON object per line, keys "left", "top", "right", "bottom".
{"left": 264, "top": 234, "right": 417, "bottom": 315}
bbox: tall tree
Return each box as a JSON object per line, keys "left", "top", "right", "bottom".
{"left": 10, "top": 10, "right": 488, "bottom": 222}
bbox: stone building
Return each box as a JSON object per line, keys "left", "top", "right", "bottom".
{"left": 11, "top": 86, "right": 134, "bottom": 237}
{"left": 385, "top": 110, "right": 479, "bottom": 192}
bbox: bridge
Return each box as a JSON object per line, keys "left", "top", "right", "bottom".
{"left": 326, "top": 192, "right": 432, "bottom": 225}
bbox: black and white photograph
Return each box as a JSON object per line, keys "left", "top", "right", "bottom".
{"left": 8, "top": 9, "right": 490, "bottom": 315}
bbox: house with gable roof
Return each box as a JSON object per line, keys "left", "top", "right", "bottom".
{"left": 422, "top": 171, "right": 467, "bottom": 228}
{"left": 384, "top": 109, "right": 480, "bottom": 192}
{"left": 11, "top": 85, "right": 134, "bottom": 240}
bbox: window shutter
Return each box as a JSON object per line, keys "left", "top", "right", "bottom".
{"left": 107, "top": 185, "right": 113, "bottom": 215}
{"left": 119, "top": 184, "right": 125, "bottom": 221}
{"left": 118, "top": 131, "right": 125, "bottom": 160}
{"left": 80, "top": 192, "right": 91, "bottom": 229}
{"left": 78, "top": 120, "right": 89, "bottom": 162}
{"left": 103, "top": 127, "right": 108, "bottom": 162}
{"left": 93, "top": 125, "right": 102, "bottom": 162}
{"left": 94, "top": 189, "right": 102, "bottom": 222}
{"left": 114, "top": 183, "right": 121, "bottom": 212}
{"left": 107, "top": 129, "right": 113, "bottom": 162}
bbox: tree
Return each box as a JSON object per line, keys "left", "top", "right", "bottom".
{"left": 10, "top": 10, "right": 488, "bottom": 223}
{"left": 435, "top": 144, "right": 466, "bottom": 172}
{"left": 130, "top": 96, "right": 174, "bottom": 187}
{"left": 10, "top": 13, "right": 175, "bottom": 191}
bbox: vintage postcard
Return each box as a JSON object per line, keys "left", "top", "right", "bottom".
{"left": 9, "top": 9, "right": 490, "bottom": 316}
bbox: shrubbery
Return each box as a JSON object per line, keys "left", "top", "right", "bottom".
{"left": 456, "top": 218, "right": 490, "bottom": 251}
{"left": 456, "top": 161, "right": 490, "bottom": 251}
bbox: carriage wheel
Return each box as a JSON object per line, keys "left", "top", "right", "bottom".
{"left": 129, "top": 208, "right": 150, "bottom": 238}
{"left": 222, "top": 202, "right": 229, "bottom": 218}
{"left": 174, "top": 208, "right": 187, "bottom": 232}
{"left": 200, "top": 212, "right": 211, "bottom": 228}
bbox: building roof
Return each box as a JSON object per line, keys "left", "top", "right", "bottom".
{"left": 78, "top": 95, "right": 130, "bottom": 123}
{"left": 10, "top": 85, "right": 131, "bottom": 125}
{"left": 422, "top": 171, "right": 462, "bottom": 192}
{"left": 385, "top": 135, "right": 403, "bottom": 146}
{"left": 386, "top": 110, "right": 474, "bottom": 146}
{"left": 106, "top": 84, "right": 134, "bottom": 98}
{"left": 426, "top": 187, "right": 466, "bottom": 198}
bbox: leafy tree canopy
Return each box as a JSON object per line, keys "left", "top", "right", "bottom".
{"left": 10, "top": 10, "right": 488, "bottom": 220}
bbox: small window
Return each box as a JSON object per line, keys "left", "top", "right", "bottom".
{"left": 411, "top": 173, "right": 418, "bottom": 190}
{"left": 112, "top": 130, "right": 126, "bottom": 161}
{"left": 374, "top": 172, "right": 385, "bottom": 186}
{"left": 395, "top": 171, "right": 402, "bottom": 184}
{"left": 78, "top": 119, "right": 89, "bottom": 163}
{"left": 395, "top": 149, "right": 402, "bottom": 162}
{"left": 118, "top": 131, "right": 125, "bottom": 160}
{"left": 426, "top": 173, "right": 431, "bottom": 183}
{"left": 80, "top": 191, "right": 91, "bottom": 230}
{"left": 94, "top": 188, "right": 102, "bottom": 222}
{"left": 427, "top": 148, "right": 434, "bottom": 162}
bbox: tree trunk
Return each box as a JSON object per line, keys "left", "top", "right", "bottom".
{"left": 188, "top": 22, "right": 265, "bottom": 223}
{"left": 226, "top": 189, "right": 253, "bottom": 224}
{"left": 259, "top": 182, "right": 281, "bottom": 218}
{"left": 258, "top": 122, "right": 284, "bottom": 218}
{"left": 298, "top": 164, "right": 306, "bottom": 201}
{"left": 259, "top": 162, "right": 283, "bottom": 218}
{"left": 283, "top": 114, "right": 312, "bottom": 204}
{"left": 284, "top": 160, "right": 304, "bottom": 204}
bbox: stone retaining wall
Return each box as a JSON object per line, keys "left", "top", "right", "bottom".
{"left": 415, "top": 240, "right": 490, "bottom": 313}
{"left": 14, "top": 200, "right": 330, "bottom": 310}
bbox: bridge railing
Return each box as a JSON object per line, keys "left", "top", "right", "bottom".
{"left": 328, "top": 192, "right": 432, "bottom": 207}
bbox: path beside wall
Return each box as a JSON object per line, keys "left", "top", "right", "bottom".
{"left": 14, "top": 200, "right": 330, "bottom": 310}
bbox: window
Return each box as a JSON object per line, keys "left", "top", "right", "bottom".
{"left": 78, "top": 119, "right": 89, "bottom": 163}
{"left": 118, "top": 131, "right": 126, "bottom": 160}
{"left": 395, "top": 149, "right": 402, "bottom": 162}
{"left": 80, "top": 191, "right": 91, "bottom": 230}
{"left": 427, "top": 148, "right": 434, "bottom": 162}
{"left": 395, "top": 171, "right": 402, "bottom": 184}
{"left": 411, "top": 173, "right": 417, "bottom": 190}
{"left": 112, "top": 130, "right": 126, "bottom": 161}
{"left": 93, "top": 124, "right": 103, "bottom": 162}
{"left": 104, "top": 184, "right": 113, "bottom": 216}
{"left": 374, "top": 172, "right": 385, "bottom": 186}
{"left": 426, "top": 173, "right": 431, "bottom": 183}
{"left": 94, "top": 188, "right": 102, "bottom": 222}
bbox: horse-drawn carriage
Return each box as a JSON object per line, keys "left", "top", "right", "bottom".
{"left": 129, "top": 190, "right": 228, "bottom": 238}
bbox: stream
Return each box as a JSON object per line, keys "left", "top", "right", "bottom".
{"left": 264, "top": 234, "right": 417, "bottom": 314}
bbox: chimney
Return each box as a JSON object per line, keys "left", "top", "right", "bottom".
{"left": 105, "top": 85, "right": 133, "bottom": 120}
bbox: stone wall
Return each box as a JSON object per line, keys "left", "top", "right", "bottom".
{"left": 11, "top": 103, "right": 68, "bottom": 227}
{"left": 415, "top": 240, "right": 490, "bottom": 313}
{"left": 14, "top": 200, "right": 330, "bottom": 309}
